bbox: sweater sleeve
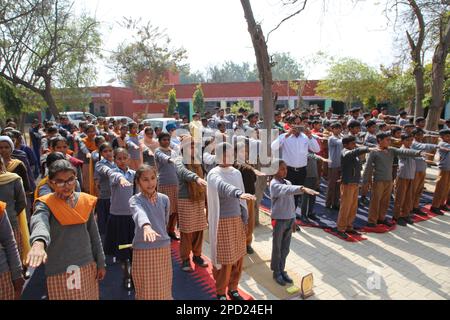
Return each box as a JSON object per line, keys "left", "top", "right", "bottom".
{"left": 362, "top": 151, "right": 375, "bottom": 183}
{"left": 208, "top": 172, "right": 243, "bottom": 199}
{"left": 30, "top": 201, "right": 51, "bottom": 248}
{"left": 130, "top": 196, "right": 151, "bottom": 229}
{"left": 392, "top": 147, "right": 422, "bottom": 158}
{"left": 270, "top": 180, "right": 302, "bottom": 198}
{"left": 86, "top": 212, "right": 106, "bottom": 269}
{"left": 175, "top": 159, "right": 199, "bottom": 183}
{"left": 155, "top": 149, "right": 171, "bottom": 164}
{"left": 0, "top": 213, "right": 22, "bottom": 280}
{"left": 342, "top": 147, "right": 370, "bottom": 159}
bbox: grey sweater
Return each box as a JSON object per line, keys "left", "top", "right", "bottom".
{"left": 363, "top": 147, "right": 422, "bottom": 183}
{"left": 412, "top": 141, "right": 437, "bottom": 172}
{"left": 364, "top": 133, "right": 378, "bottom": 148}
{"left": 397, "top": 147, "right": 418, "bottom": 179}
{"left": 270, "top": 178, "right": 303, "bottom": 220}
{"left": 0, "top": 179, "right": 27, "bottom": 229}
{"left": 109, "top": 168, "right": 135, "bottom": 216}
{"left": 94, "top": 159, "right": 117, "bottom": 199}
{"left": 30, "top": 193, "right": 106, "bottom": 276}
{"left": 0, "top": 211, "right": 22, "bottom": 280}
{"left": 175, "top": 159, "right": 200, "bottom": 199}
{"left": 328, "top": 136, "right": 343, "bottom": 168}
{"left": 438, "top": 142, "right": 450, "bottom": 170}
{"left": 341, "top": 147, "right": 370, "bottom": 184}
{"left": 306, "top": 153, "right": 320, "bottom": 178}
{"left": 207, "top": 170, "right": 247, "bottom": 222}
{"left": 130, "top": 193, "right": 171, "bottom": 250}
{"left": 155, "top": 148, "right": 179, "bottom": 186}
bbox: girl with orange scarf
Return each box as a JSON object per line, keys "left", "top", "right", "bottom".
{"left": 27, "top": 159, "right": 106, "bottom": 300}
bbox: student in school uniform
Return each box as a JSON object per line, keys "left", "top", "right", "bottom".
{"left": 104, "top": 148, "right": 135, "bottom": 290}
{"left": 392, "top": 134, "right": 421, "bottom": 226}
{"left": 129, "top": 165, "right": 172, "bottom": 300}
{"left": 410, "top": 128, "right": 439, "bottom": 216}
{"left": 207, "top": 142, "right": 256, "bottom": 300}
{"left": 155, "top": 132, "right": 180, "bottom": 241}
{"left": 0, "top": 201, "right": 24, "bottom": 300}
{"left": 79, "top": 124, "right": 98, "bottom": 193}
{"left": 27, "top": 160, "right": 106, "bottom": 300}
{"left": 270, "top": 159, "right": 318, "bottom": 286}
{"left": 112, "top": 125, "right": 128, "bottom": 150}
{"left": 126, "top": 122, "right": 142, "bottom": 171}
{"left": 326, "top": 122, "right": 343, "bottom": 210}
{"left": 362, "top": 133, "right": 424, "bottom": 227}
{"left": 430, "top": 129, "right": 450, "bottom": 214}
{"left": 175, "top": 137, "right": 208, "bottom": 272}
{"left": 301, "top": 152, "right": 330, "bottom": 222}
{"left": 336, "top": 136, "right": 374, "bottom": 239}
{"left": 0, "top": 157, "right": 27, "bottom": 259}
{"left": 94, "top": 143, "right": 117, "bottom": 235}
{"left": 35, "top": 152, "right": 82, "bottom": 199}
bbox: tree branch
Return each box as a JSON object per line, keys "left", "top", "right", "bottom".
{"left": 266, "top": 0, "right": 308, "bottom": 43}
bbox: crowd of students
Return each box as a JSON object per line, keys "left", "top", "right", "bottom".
{"left": 0, "top": 105, "right": 449, "bottom": 300}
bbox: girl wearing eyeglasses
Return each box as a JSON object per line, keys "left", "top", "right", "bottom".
{"left": 27, "top": 159, "right": 106, "bottom": 300}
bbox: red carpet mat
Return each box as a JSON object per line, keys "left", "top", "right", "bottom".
{"left": 413, "top": 205, "right": 448, "bottom": 223}
{"left": 170, "top": 241, "right": 254, "bottom": 301}
{"left": 358, "top": 224, "right": 397, "bottom": 234}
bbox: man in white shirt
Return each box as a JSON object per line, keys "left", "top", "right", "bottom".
{"left": 271, "top": 125, "right": 321, "bottom": 213}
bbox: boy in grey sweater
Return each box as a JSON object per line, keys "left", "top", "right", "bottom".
{"left": 270, "top": 160, "right": 318, "bottom": 287}
{"left": 362, "top": 133, "right": 423, "bottom": 227}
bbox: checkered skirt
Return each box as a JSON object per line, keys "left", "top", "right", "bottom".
{"left": 46, "top": 262, "right": 99, "bottom": 300}
{"left": 0, "top": 271, "right": 15, "bottom": 300}
{"left": 132, "top": 247, "right": 173, "bottom": 300}
{"left": 178, "top": 198, "right": 207, "bottom": 234}
{"left": 216, "top": 216, "right": 247, "bottom": 265}
{"left": 158, "top": 184, "right": 178, "bottom": 214}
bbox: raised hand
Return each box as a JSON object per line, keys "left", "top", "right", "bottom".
{"left": 240, "top": 193, "right": 257, "bottom": 201}
{"left": 119, "top": 177, "right": 132, "bottom": 187}
{"left": 300, "top": 186, "right": 320, "bottom": 196}
{"left": 196, "top": 178, "right": 207, "bottom": 187}
{"left": 26, "top": 241, "right": 47, "bottom": 268}
{"left": 143, "top": 225, "right": 160, "bottom": 242}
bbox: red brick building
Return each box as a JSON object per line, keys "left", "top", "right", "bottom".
{"left": 88, "top": 79, "right": 334, "bottom": 120}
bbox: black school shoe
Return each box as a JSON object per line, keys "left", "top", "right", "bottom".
{"left": 246, "top": 245, "right": 255, "bottom": 255}
{"left": 440, "top": 205, "right": 450, "bottom": 212}
{"left": 430, "top": 207, "right": 444, "bottom": 216}
{"left": 193, "top": 256, "right": 208, "bottom": 268}
{"left": 273, "top": 273, "right": 287, "bottom": 286}
{"left": 336, "top": 231, "right": 349, "bottom": 239}
{"left": 366, "top": 222, "right": 377, "bottom": 228}
{"left": 307, "top": 213, "right": 320, "bottom": 222}
{"left": 228, "top": 290, "right": 244, "bottom": 300}
{"left": 377, "top": 219, "right": 393, "bottom": 228}
{"left": 405, "top": 216, "right": 415, "bottom": 225}
{"left": 346, "top": 230, "right": 362, "bottom": 236}
{"left": 281, "top": 271, "right": 294, "bottom": 284}
{"left": 413, "top": 208, "right": 428, "bottom": 217}
{"left": 217, "top": 294, "right": 227, "bottom": 300}
{"left": 396, "top": 218, "right": 407, "bottom": 227}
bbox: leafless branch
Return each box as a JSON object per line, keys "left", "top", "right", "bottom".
{"left": 266, "top": 0, "right": 308, "bottom": 43}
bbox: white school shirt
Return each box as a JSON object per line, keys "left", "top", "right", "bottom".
{"left": 271, "top": 132, "right": 320, "bottom": 168}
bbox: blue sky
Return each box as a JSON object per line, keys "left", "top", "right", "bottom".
{"left": 76, "top": 0, "right": 401, "bottom": 85}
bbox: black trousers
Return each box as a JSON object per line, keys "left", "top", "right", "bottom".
{"left": 271, "top": 218, "right": 295, "bottom": 274}
{"left": 286, "top": 166, "right": 307, "bottom": 212}
{"left": 301, "top": 177, "right": 319, "bottom": 216}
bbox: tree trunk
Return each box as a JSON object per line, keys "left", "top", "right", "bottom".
{"left": 241, "top": 0, "right": 274, "bottom": 132}
{"left": 241, "top": 0, "right": 275, "bottom": 227}
{"left": 405, "top": 0, "right": 426, "bottom": 120}
{"left": 413, "top": 66, "right": 425, "bottom": 119}
{"left": 42, "top": 77, "right": 60, "bottom": 118}
{"left": 426, "top": 18, "right": 450, "bottom": 132}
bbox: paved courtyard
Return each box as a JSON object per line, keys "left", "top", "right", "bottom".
{"left": 203, "top": 168, "right": 450, "bottom": 300}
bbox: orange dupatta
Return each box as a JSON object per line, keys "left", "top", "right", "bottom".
{"left": 36, "top": 193, "right": 97, "bottom": 226}
{"left": 34, "top": 176, "right": 49, "bottom": 200}
{"left": 0, "top": 201, "right": 5, "bottom": 218}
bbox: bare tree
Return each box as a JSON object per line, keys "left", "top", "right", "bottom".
{"left": 0, "top": 0, "right": 42, "bottom": 25}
